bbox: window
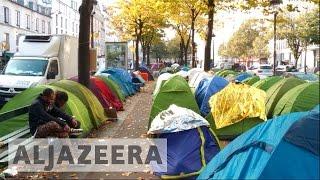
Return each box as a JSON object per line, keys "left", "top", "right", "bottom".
{"left": 65, "top": 19, "right": 67, "bottom": 30}
{"left": 4, "top": 7, "right": 9, "bottom": 24}
{"left": 48, "top": 22, "right": 51, "bottom": 34}
{"left": 42, "top": 20, "right": 45, "bottom": 33}
{"left": 72, "top": 22, "right": 74, "bottom": 33}
{"left": 56, "top": 28, "right": 58, "bottom": 34}
{"left": 48, "top": 60, "right": 59, "bottom": 76}
{"left": 61, "top": 17, "right": 63, "bottom": 28}
{"left": 35, "top": 18, "right": 39, "bottom": 31}
{"left": 56, "top": 14, "right": 58, "bottom": 26}
{"left": 16, "top": 11, "right": 20, "bottom": 27}
{"left": 26, "top": 15, "right": 30, "bottom": 29}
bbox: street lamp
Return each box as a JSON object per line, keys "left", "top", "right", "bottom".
{"left": 270, "top": 0, "right": 282, "bottom": 76}
{"left": 212, "top": 33, "right": 215, "bottom": 69}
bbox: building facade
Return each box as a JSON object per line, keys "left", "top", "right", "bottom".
{"left": 50, "top": 0, "right": 106, "bottom": 57}
{"left": 270, "top": 39, "right": 320, "bottom": 70}
{"left": 0, "top": 0, "right": 51, "bottom": 53}
{"left": 1, "top": 0, "right": 106, "bottom": 57}
{"left": 50, "top": 0, "right": 80, "bottom": 37}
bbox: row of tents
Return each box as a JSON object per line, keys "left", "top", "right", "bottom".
{"left": 148, "top": 67, "right": 319, "bottom": 179}
{"left": 0, "top": 67, "right": 154, "bottom": 137}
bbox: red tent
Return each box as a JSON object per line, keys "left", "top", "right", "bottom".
{"left": 70, "top": 76, "right": 124, "bottom": 111}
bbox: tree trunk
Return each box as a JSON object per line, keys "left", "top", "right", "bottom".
{"left": 135, "top": 28, "right": 139, "bottom": 71}
{"left": 184, "top": 46, "right": 188, "bottom": 66}
{"left": 204, "top": 0, "right": 214, "bottom": 71}
{"left": 147, "top": 45, "right": 151, "bottom": 66}
{"left": 142, "top": 44, "right": 147, "bottom": 63}
{"left": 191, "top": 11, "right": 196, "bottom": 68}
{"left": 179, "top": 42, "right": 184, "bottom": 65}
{"left": 304, "top": 44, "right": 308, "bottom": 74}
{"left": 78, "top": 0, "right": 93, "bottom": 88}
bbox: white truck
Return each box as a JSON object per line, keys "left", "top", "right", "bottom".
{"left": 0, "top": 35, "right": 78, "bottom": 105}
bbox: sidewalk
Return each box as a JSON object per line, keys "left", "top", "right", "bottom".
{"left": 14, "top": 81, "right": 158, "bottom": 179}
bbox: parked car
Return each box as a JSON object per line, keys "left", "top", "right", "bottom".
{"left": 250, "top": 64, "right": 273, "bottom": 78}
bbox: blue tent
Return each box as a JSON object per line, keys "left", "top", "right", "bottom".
{"left": 99, "top": 68, "right": 137, "bottom": 96}
{"left": 195, "top": 76, "right": 229, "bottom": 117}
{"left": 198, "top": 106, "right": 319, "bottom": 179}
{"left": 235, "top": 72, "right": 252, "bottom": 82}
{"left": 148, "top": 105, "right": 220, "bottom": 179}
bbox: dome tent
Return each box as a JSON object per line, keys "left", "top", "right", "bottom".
{"left": 99, "top": 68, "right": 137, "bottom": 96}
{"left": 195, "top": 76, "right": 229, "bottom": 117}
{"left": 138, "top": 66, "right": 154, "bottom": 81}
{"left": 189, "top": 71, "right": 212, "bottom": 89}
{"left": 70, "top": 76, "right": 123, "bottom": 111}
{"left": 153, "top": 73, "right": 174, "bottom": 97}
{"left": 149, "top": 75, "right": 200, "bottom": 127}
{"left": 0, "top": 85, "right": 93, "bottom": 137}
{"left": 252, "top": 76, "right": 283, "bottom": 91}
{"left": 235, "top": 72, "right": 252, "bottom": 82}
{"left": 273, "top": 82, "right": 320, "bottom": 116}
{"left": 208, "top": 83, "right": 266, "bottom": 140}
{"left": 148, "top": 105, "right": 220, "bottom": 179}
{"left": 96, "top": 75, "right": 126, "bottom": 102}
{"left": 198, "top": 107, "right": 319, "bottom": 179}
{"left": 242, "top": 76, "right": 260, "bottom": 85}
{"left": 187, "top": 68, "right": 203, "bottom": 81}
{"left": 52, "top": 80, "right": 107, "bottom": 128}
{"left": 266, "top": 77, "right": 306, "bottom": 118}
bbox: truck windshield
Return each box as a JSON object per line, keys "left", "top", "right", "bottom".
{"left": 3, "top": 59, "right": 48, "bottom": 76}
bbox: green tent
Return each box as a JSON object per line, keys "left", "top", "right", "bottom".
{"left": 216, "top": 70, "right": 238, "bottom": 77}
{"left": 266, "top": 77, "right": 306, "bottom": 118}
{"left": 242, "top": 76, "right": 260, "bottom": 85}
{"left": 0, "top": 85, "right": 93, "bottom": 137}
{"left": 149, "top": 75, "right": 200, "bottom": 127}
{"left": 96, "top": 75, "right": 126, "bottom": 102}
{"left": 252, "top": 76, "right": 283, "bottom": 91}
{"left": 273, "top": 82, "right": 320, "bottom": 116}
{"left": 51, "top": 80, "right": 107, "bottom": 128}
{"left": 206, "top": 113, "right": 263, "bottom": 140}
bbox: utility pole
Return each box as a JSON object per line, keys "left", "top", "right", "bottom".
{"left": 78, "top": 0, "right": 95, "bottom": 88}
{"left": 271, "top": 0, "right": 282, "bottom": 76}
{"left": 273, "top": 11, "right": 278, "bottom": 76}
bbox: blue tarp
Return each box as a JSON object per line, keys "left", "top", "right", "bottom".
{"left": 195, "top": 76, "right": 229, "bottom": 117}
{"left": 198, "top": 107, "right": 319, "bottom": 179}
{"left": 156, "top": 126, "right": 220, "bottom": 179}
{"left": 99, "top": 68, "right": 137, "bottom": 97}
{"left": 235, "top": 72, "right": 252, "bottom": 82}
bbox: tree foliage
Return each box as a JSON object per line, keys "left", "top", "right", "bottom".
{"left": 218, "top": 19, "right": 271, "bottom": 60}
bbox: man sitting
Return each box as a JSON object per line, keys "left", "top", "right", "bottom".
{"left": 29, "top": 88, "right": 79, "bottom": 138}
{"left": 55, "top": 90, "right": 82, "bottom": 137}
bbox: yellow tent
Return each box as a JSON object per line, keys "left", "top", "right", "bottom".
{"left": 209, "top": 83, "right": 267, "bottom": 130}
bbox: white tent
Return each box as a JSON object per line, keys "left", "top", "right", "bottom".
{"left": 189, "top": 71, "right": 212, "bottom": 89}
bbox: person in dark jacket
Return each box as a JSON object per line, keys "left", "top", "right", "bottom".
{"left": 29, "top": 88, "right": 77, "bottom": 138}
{"left": 55, "top": 90, "right": 81, "bottom": 130}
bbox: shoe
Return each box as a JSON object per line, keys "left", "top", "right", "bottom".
{"left": 70, "top": 128, "right": 83, "bottom": 136}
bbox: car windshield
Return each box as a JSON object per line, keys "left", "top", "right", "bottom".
{"left": 260, "top": 65, "right": 272, "bottom": 69}
{"left": 3, "top": 59, "right": 48, "bottom": 76}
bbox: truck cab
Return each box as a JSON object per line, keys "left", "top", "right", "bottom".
{"left": 0, "top": 35, "right": 78, "bottom": 105}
